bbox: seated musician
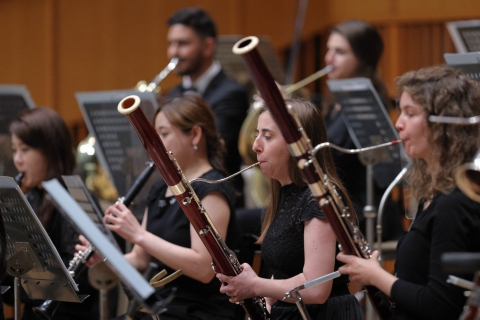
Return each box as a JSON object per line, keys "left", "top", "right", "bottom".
{"left": 78, "top": 95, "right": 240, "bottom": 320}
{"left": 5, "top": 107, "right": 104, "bottom": 320}
{"left": 217, "top": 99, "right": 365, "bottom": 320}
{"left": 337, "top": 65, "right": 480, "bottom": 319}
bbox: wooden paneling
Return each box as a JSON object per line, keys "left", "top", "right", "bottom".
{"left": 0, "top": 0, "right": 478, "bottom": 136}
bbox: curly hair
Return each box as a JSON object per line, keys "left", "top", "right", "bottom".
{"left": 397, "top": 65, "right": 480, "bottom": 201}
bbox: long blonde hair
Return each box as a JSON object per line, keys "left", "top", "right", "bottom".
{"left": 397, "top": 66, "right": 480, "bottom": 201}
{"left": 257, "top": 98, "right": 355, "bottom": 243}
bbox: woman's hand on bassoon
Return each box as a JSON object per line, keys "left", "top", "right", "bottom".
{"left": 217, "top": 263, "right": 258, "bottom": 303}
{"left": 104, "top": 202, "right": 145, "bottom": 244}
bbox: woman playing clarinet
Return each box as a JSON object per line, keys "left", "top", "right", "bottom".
{"left": 217, "top": 98, "right": 364, "bottom": 319}
{"left": 337, "top": 65, "right": 480, "bottom": 319}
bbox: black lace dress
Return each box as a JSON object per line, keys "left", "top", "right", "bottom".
{"left": 261, "top": 183, "right": 364, "bottom": 320}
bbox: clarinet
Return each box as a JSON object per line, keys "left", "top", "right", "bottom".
{"left": 33, "top": 245, "right": 95, "bottom": 320}
{"left": 232, "top": 36, "right": 393, "bottom": 320}
{"left": 33, "top": 163, "right": 155, "bottom": 320}
{"left": 118, "top": 161, "right": 155, "bottom": 206}
{"left": 118, "top": 96, "right": 269, "bottom": 320}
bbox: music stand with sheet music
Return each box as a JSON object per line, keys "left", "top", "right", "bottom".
{"left": 42, "top": 178, "right": 168, "bottom": 316}
{"left": 446, "top": 19, "right": 480, "bottom": 53}
{"left": 75, "top": 90, "right": 160, "bottom": 220}
{"left": 327, "top": 77, "right": 406, "bottom": 320}
{"left": 61, "top": 175, "right": 120, "bottom": 250}
{"left": 444, "top": 52, "right": 480, "bottom": 86}
{"left": 0, "top": 176, "right": 84, "bottom": 320}
{"left": 0, "top": 85, "right": 35, "bottom": 178}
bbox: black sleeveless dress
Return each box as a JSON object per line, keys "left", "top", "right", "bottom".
{"left": 144, "top": 169, "right": 240, "bottom": 320}
{"left": 261, "top": 184, "right": 364, "bottom": 320}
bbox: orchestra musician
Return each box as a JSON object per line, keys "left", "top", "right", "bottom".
{"left": 165, "top": 7, "right": 250, "bottom": 207}
{"left": 5, "top": 107, "right": 104, "bottom": 320}
{"left": 78, "top": 95, "right": 240, "bottom": 320}
{"left": 337, "top": 65, "right": 480, "bottom": 320}
{"left": 321, "top": 20, "right": 404, "bottom": 240}
{"left": 216, "top": 98, "right": 364, "bottom": 320}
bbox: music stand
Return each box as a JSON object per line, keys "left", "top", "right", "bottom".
{"left": 327, "top": 77, "right": 406, "bottom": 320}
{"left": 61, "top": 175, "right": 120, "bottom": 249}
{"left": 0, "top": 176, "right": 83, "bottom": 320}
{"left": 75, "top": 90, "right": 160, "bottom": 220}
{"left": 446, "top": 19, "right": 480, "bottom": 53}
{"left": 41, "top": 178, "right": 167, "bottom": 316}
{"left": 444, "top": 52, "right": 480, "bottom": 86}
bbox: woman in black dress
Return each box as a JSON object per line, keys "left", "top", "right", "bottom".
{"left": 80, "top": 95, "right": 239, "bottom": 320}
{"left": 6, "top": 107, "right": 101, "bottom": 320}
{"left": 217, "top": 99, "right": 364, "bottom": 319}
{"left": 337, "top": 66, "right": 480, "bottom": 319}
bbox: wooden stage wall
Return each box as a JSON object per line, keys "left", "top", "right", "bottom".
{"left": 0, "top": 0, "right": 479, "bottom": 143}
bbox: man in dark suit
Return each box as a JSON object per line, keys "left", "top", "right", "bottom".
{"left": 165, "top": 7, "right": 249, "bottom": 207}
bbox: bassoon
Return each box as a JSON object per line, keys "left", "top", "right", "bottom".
{"left": 232, "top": 36, "right": 393, "bottom": 320}
{"left": 117, "top": 96, "right": 269, "bottom": 320}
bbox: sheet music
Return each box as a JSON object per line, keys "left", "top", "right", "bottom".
{"left": 446, "top": 19, "right": 480, "bottom": 53}
{"left": 42, "top": 179, "right": 163, "bottom": 314}
{"left": 327, "top": 77, "right": 407, "bottom": 188}
{"left": 61, "top": 175, "right": 120, "bottom": 249}
{"left": 75, "top": 90, "right": 159, "bottom": 220}
{"left": 444, "top": 52, "right": 480, "bottom": 85}
{"left": 0, "top": 176, "right": 80, "bottom": 302}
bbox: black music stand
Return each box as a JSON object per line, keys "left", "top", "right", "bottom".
{"left": 61, "top": 175, "right": 120, "bottom": 249}
{"left": 41, "top": 178, "right": 168, "bottom": 316}
{"left": 444, "top": 52, "right": 480, "bottom": 86}
{"left": 75, "top": 90, "right": 160, "bottom": 220}
{"left": 327, "top": 78, "right": 406, "bottom": 320}
{"left": 0, "top": 176, "right": 84, "bottom": 320}
{"left": 0, "top": 85, "right": 35, "bottom": 178}
{"left": 446, "top": 19, "right": 480, "bottom": 53}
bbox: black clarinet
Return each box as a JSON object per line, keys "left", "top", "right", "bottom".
{"left": 118, "top": 161, "right": 155, "bottom": 207}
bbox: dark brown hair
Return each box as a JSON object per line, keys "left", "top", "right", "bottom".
{"left": 9, "top": 107, "right": 76, "bottom": 226}
{"left": 155, "top": 94, "right": 227, "bottom": 175}
{"left": 397, "top": 65, "right": 480, "bottom": 200}
{"left": 323, "top": 20, "right": 390, "bottom": 113}
{"left": 167, "top": 7, "right": 217, "bottom": 40}
{"left": 257, "top": 98, "right": 356, "bottom": 243}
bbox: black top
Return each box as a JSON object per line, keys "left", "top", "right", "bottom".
{"left": 145, "top": 169, "right": 239, "bottom": 319}
{"left": 390, "top": 188, "right": 480, "bottom": 319}
{"left": 167, "top": 70, "right": 249, "bottom": 204}
{"left": 3, "top": 187, "right": 103, "bottom": 320}
{"left": 261, "top": 184, "right": 363, "bottom": 320}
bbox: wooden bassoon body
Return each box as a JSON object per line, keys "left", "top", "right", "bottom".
{"left": 232, "top": 36, "right": 392, "bottom": 320}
